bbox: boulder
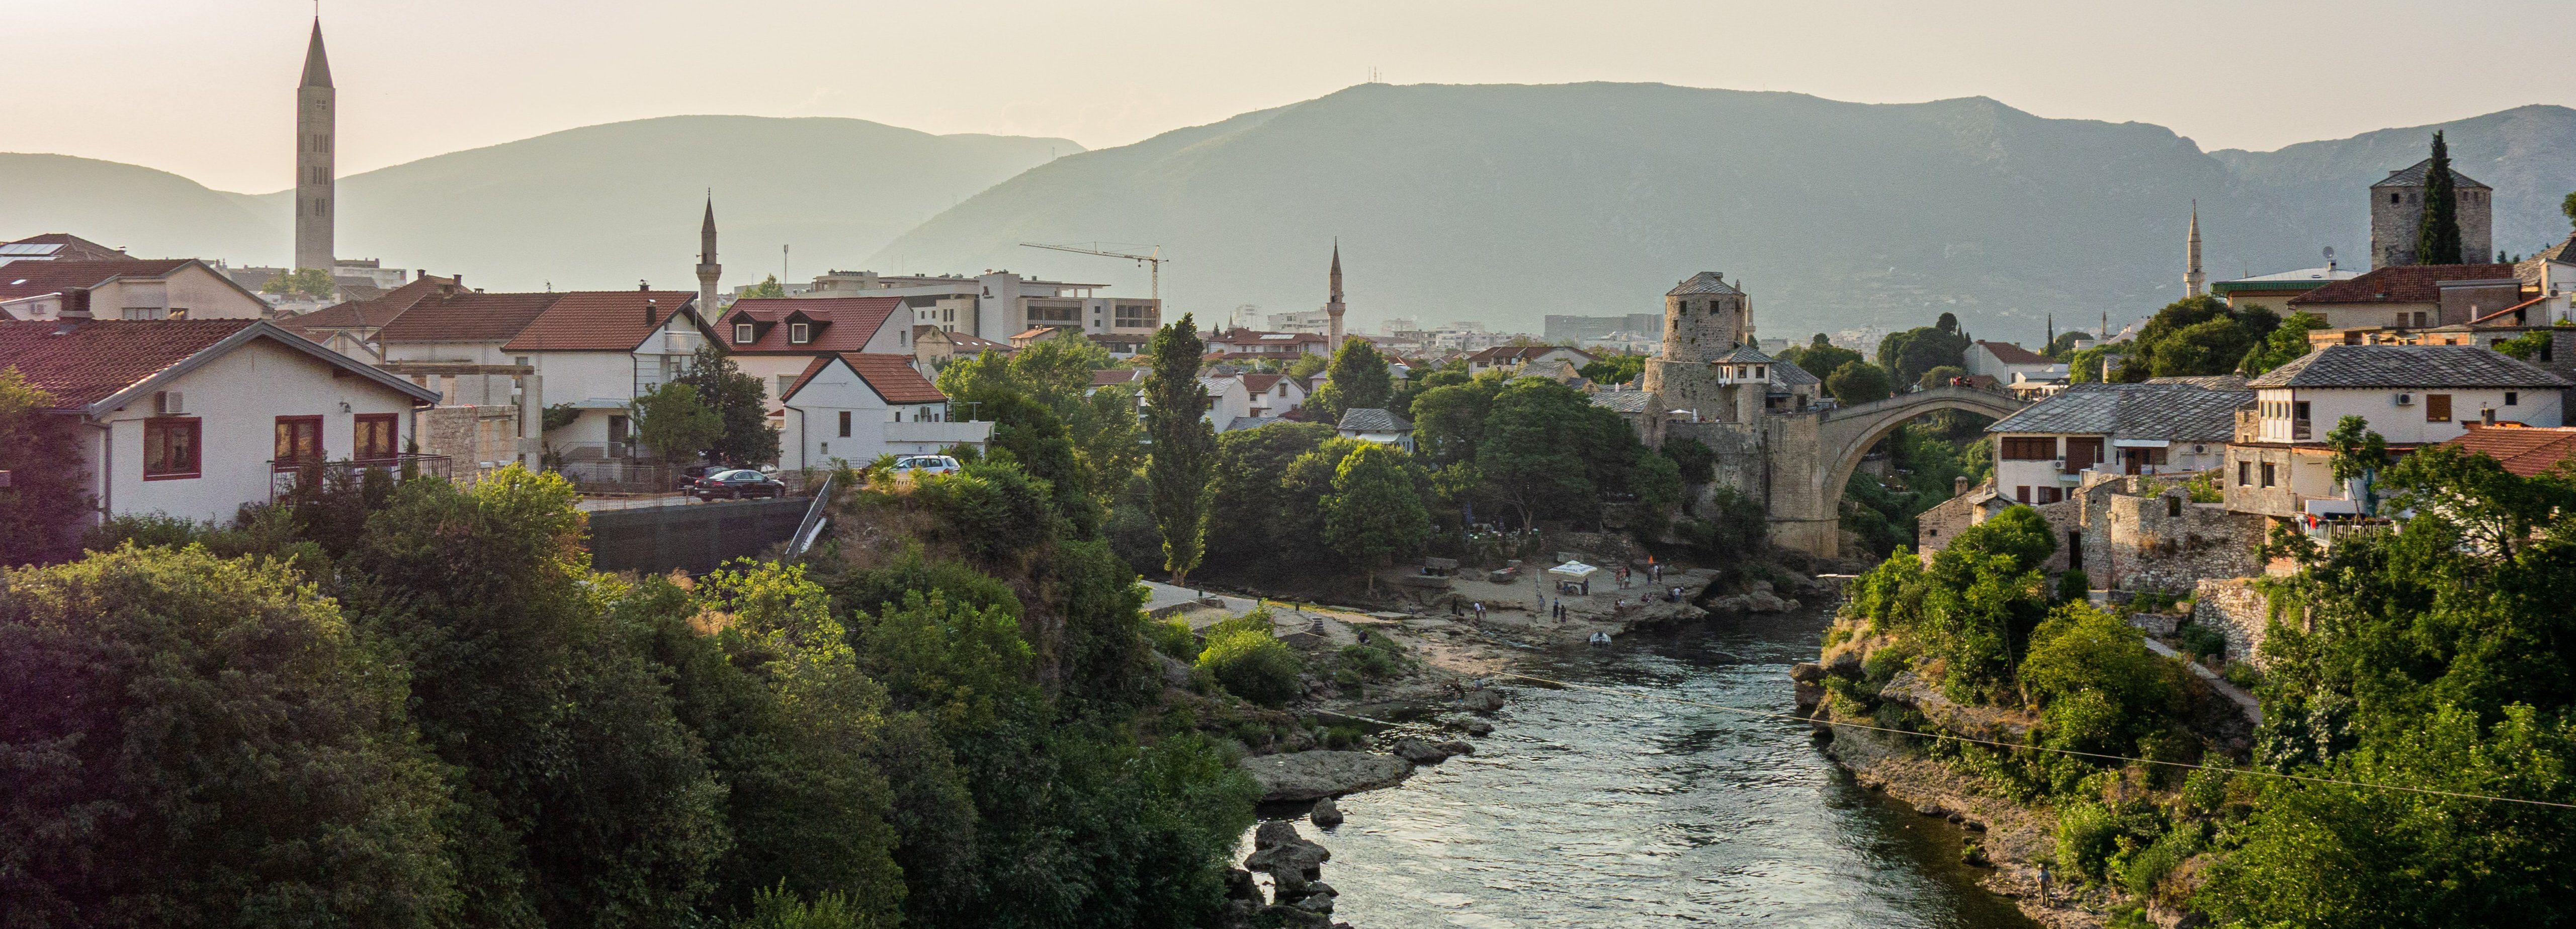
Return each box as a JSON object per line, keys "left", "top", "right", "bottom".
{"left": 1242, "top": 751, "right": 1415, "bottom": 802}
{"left": 1310, "top": 796, "right": 1343, "bottom": 827}
{"left": 1823, "top": 648, "right": 1865, "bottom": 680}
{"left": 1788, "top": 661, "right": 1827, "bottom": 684}
{"left": 1433, "top": 739, "right": 1475, "bottom": 757}
{"left": 1223, "top": 868, "right": 1261, "bottom": 901}
{"left": 1464, "top": 720, "right": 1495, "bottom": 737}
{"left": 1257, "top": 905, "right": 1332, "bottom": 928}
{"left": 1254, "top": 820, "right": 1303, "bottom": 851}
{"left": 1793, "top": 681, "right": 1825, "bottom": 716}
{"left": 1390, "top": 737, "right": 1450, "bottom": 765}
{"left": 1156, "top": 652, "right": 1194, "bottom": 687}
{"left": 1458, "top": 688, "right": 1506, "bottom": 713}
{"left": 1246, "top": 838, "right": 1329, "bottom": 880}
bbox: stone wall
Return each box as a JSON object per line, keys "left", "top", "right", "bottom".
{"left": 2099, "top": 490, "right": 2264, "bottom": 595}
{"left": 2191, "top": 578, "right": 2274, "bottom": 667}
{"left": 1667, "top": 419, "right": 1767, "bottom": 508}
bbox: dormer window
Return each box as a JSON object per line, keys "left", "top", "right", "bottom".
{"left": 790, "top": 322, "right": 810, "bottom": 344}
{"left": 734, "top": 322, "right": 754, "bottom": 343}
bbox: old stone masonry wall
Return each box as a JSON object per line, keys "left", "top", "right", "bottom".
{"left": 2191, "top": 578, "right": 2273, "bottom": 668}
{"left": 2096, "top": 490, "right": 2264, "bottom": 595}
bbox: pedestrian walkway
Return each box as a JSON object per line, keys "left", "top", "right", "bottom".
{"left": 1139, "top": 580, "right": 1259, "bottom": 617}
{"left": 2142, "top": 637, "right": 2262, "bottom": 726}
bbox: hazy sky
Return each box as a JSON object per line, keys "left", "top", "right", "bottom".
{"left": 10, "top": 0, "right": 2569, "bottom": 193}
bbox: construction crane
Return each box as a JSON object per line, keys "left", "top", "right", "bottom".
{"left": 1019, "top": 242, "right": 1167, "bottom": 301}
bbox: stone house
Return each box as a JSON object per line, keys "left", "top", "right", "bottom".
{"left": 1919, "top": 471, "right": 2265, "bottom": 595}
{"left": 2226, "top": 344, "right": 2568, "bottom": 522}
{"left": 1984, "top": 381, "right": 2249, "bottom": 505}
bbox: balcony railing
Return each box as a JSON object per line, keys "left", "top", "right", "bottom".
{"left": 270, "top": 454, "right": 455, "bottom": 499}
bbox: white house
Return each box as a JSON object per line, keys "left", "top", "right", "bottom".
{"left": 778, "top": 353, "right": 992, "bottom": 470}
{"left": 1335, "top": 407, "right": 1415, "bottom": 452}
{"left": 0, "top": 317, "right": 440, "bottom": 525}
{"left": 1239, "top": 372, "right": 1307, "bottom": 418}
{"left": 496, "top": 289, "right": 716, "bottom": 456}
{"left": 1466, "top": 345, "right": 1597, "bottom": 376}
{"left": 714, "top": 296, "right": 911, "bottom": 411}
{"left": 1966, "top": 340, "right": 2063, "bottom": 385}
{"left": 1, "top": 258, "right": 273, "bottom": 321}
{"left": 1986, "top": 382, "right": 2250, "bottom": 505}
{"left": 2226, "top": 344, "right": 2568, "bottom": 519}
{"left": 1200, "top": 375, "right": 1255, "bottom": 432}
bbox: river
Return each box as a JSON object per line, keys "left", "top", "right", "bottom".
{"left": 1275, "top": 606, "right": 2039, "bottom": 928}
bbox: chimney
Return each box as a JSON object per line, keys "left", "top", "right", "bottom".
{"left": 1954, "top": 475, "right": 1971, "bottom": 497}
{"left": 644, "top": 298, "right": 658, "bottom": 328}
{"left": 438, "top": 280, "right": 457, "bottom": 298}
{"left": 2482, "top": 407, "right": 2499, "bottom": 426}
{"left": 59, "top": 287, "right": 92, "bottom": 320}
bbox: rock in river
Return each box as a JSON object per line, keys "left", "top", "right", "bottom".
{"left": 1310, "top": 795, "right": 1344, "bottom": 827}
{"left": 1242, "top": 750, "right": 1415, "bottom": 802}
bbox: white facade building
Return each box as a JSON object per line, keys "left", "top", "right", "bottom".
{"left": 778, "top": 353, "right": 991, "bottom": 470}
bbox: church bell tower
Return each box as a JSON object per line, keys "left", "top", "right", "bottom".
{"left": 294, "top": 19, "right": 336, "bottom": 274}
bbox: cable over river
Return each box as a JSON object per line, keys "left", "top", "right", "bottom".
{"left": 1280, "top": 605, "right": 2040, "bottom": 928}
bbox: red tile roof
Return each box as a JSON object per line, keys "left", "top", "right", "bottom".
{"left": 2442, "top": 425, "right": 2576, "bottom": 477}
{"left": 2291, "top": 264, "right": 2520, "bottom": 306}
{"left": 0, "top": 259, "right": 201, "bottom": 302}
{"left": 0, "top": 319, "right": 252, "bottom": 406}
{"left": 381, "top": 289, "right": 563, "bottom": 344}
{"left": 279, "top": 275, "right": 459, "bottom": 335}
{"left": 782, "top": 352, "right": 946, "bottom": 405}
{"left": 502, "top": 291, "right": 702, "bottom": 352}
{"left": 1976, "top": 340, "right": 2051, "bottom": 364}
{"left": 1241, "top": 373, "right": 1286, "bottom": 395}
{"left": 1091, "top": 368, "right": 1147, "bottom": 387}
{"left": 3, "top": 233, "right": 128, "bottom": 261}
{"left": 717, "top": 297, "right": 901, "bottom": 353}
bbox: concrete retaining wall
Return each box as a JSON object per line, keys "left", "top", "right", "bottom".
{"left": 587, "top": 496, "right": 812, "bottom": 575}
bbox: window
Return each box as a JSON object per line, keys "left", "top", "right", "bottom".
{"left": 789, "top": 322, "right": 810, "bottom": 344}
{"left": 2001, "top": 436, "right": 2057, "bottom": 460}
{"left": 2293, "top": 401, "right": 2310, "bottom": 422}
{"left": 2392, "top": 192, "right": 2402, "bottom": 205}
{"left": 2260, "top": 462, "right": 2277, "bottom": 487}
{"left": 1027, "top": 303, "right": 1081, "bottom": 324}
{"left": 2015, "top": 485, "right": 2030, "bottom": 502}
{"left": 2167, "top": 495, "right": 2182, "bottom": 518}
{"left": 1114, "top": 304, "right": 1156, "bottom": 327}
{"left": 354, "top": 413, "right": 399, "bottom": 460}
{"left": 838, "top": 411, "right": 852, "bottom": 438}
{"left": 735, "top": 322, "right": 754, "bottom": 343}
{"left": 2506, "top": 391, "right": 2519, "bottom": 406}
{"left": 2426, "top": 393, "right": 2453, "bottom": 423}
{"left": 2238, "top": 461, "right": 2251, "bottom": 486}
{"left": 143, "top": 418, "right": 200, "bottom": 479}
{"left": 275, "top": 416, "right": 323, "bottom": 467}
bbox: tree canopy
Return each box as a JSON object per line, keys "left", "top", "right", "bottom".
{"left": 2111, "top": 294, "right": 2280, "bottom": 381}
{"left": 1876, "top": 313, "right": 1971, "bottom": 386}
{"left": 1142, "top": 315, "right": 1215, "bottom": 584}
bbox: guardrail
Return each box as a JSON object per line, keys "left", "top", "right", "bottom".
{"left": 789, "top": 472, "right": 836, "bottom": 557}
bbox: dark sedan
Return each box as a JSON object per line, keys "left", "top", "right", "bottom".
{"left": 691, "top": 468, "right": 787, "bottom": 500}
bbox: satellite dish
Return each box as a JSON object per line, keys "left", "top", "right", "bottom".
{"left": 2324, "top": 246, "right": 2336, "bottom": 260}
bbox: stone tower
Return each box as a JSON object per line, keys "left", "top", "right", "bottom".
{"left": 2371, "top": 159, "right": 2493, "bottom": 268}
{"left": 696, "top": 196, "right": 722, "bottom": 313}
{"left": 1640, "top": 271, "right": 1755, "bottom": 421}
{"left": 2184, "top": 201, "right": 2205, "bottom": 297}
{"left": 294, "top": 19, "right": 336, "bottom": 273}
{"left": 1325, "top": 241, "right": 1346, "bottom": 348}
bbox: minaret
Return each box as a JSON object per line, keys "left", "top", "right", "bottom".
{"left": 2184, "top": 201, "right": 2206, "bottom": 297}
{"left": 1325, "top": 240, "right": 1346, "bottom": 347}
{"left": 696, "top": 196, "right": 722, "bottom": 312}
{"left": 294, "top": 19, "right": 335, "bottom": 274}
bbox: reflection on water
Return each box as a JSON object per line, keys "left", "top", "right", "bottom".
{"left": 1293, "top": 609, "right": 2037, "bottom": 928}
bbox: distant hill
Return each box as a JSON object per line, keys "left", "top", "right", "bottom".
{"left": 871, "top": 83, "right": 2576, "bottom": 339}
{"left": 5, "top": 116, "right": 1077, "bottom": 291}
{"left": 0, "top": 153, "right": 282, "bottom": 261}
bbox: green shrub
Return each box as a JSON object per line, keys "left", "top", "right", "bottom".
{"left": 2053, "top": 801, "right": 2124, "bottom": 881}
{"left": 2221, "top": 661, "right": 2262, "bottom": 690}
{"left": 2119, "top": 824, "right": 2203, "bottom": 900}
{"left": 2056, "top": 569, "right": 2091, "bottom": 603}
{"left": 1861, "top": 641, "right": 1917, "bottom": 686}
{"left": 1339, "top": 643, "right": 1403, "bottom": 679}
{"left": 1197, "top": 621, "right": 1303, "bottom": 706}
{"left": 1147, "top": 620, "right": 1199, "bottom": 661}
{"left": 741, "top": 882, "right": 864, "bottom": 929}
{"left": 2174, "top": 622, "right": 2227, "bottom": 659}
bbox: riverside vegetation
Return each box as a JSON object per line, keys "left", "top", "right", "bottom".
{"left": 1815, "top": 428, "right": 2576, "bottom": 926}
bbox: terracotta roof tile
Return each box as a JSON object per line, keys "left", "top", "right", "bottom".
{"left": 0, "top": 319, "right": 252, "bottom": 407}
{"left": 783, "top": 353, "right": 945, "bottom": 405}
{"left": 2443, "top": 425, "right": 2576, "bottom": 477}
{"left": 0, "top": 260, "right": 200, "bottom": 302}
{"left": 1976, "top": 340, "right": 2051, "bottom": 365}
{"left": 1092, "top": 368, "right": 1147, "bottom": 387}
{"left": 2290, "top": 264, "right": 2518, "bottom": 306}
{"left": 280, "top": 275, "right": 458, "bottom": 335}
{"left": 717, "top": 297, "right": 901, "bottom": 353}
{"left": 2, "top": 233, "right": 128, "bottom": 261}
{"left": 501, "top": 291, "right": 701, "bottom": 352}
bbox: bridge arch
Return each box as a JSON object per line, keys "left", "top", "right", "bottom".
{"left": 1765, "top": 385, "right": 2028, "bottom": 558}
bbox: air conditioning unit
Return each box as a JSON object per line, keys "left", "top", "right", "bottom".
{"left": 155, "top": 390, "right": 185, "bottom": 415}
{"left": 2393, "top": 392, "right": 2416, "bottom": 406}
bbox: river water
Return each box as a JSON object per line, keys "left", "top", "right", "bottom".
{"left": 1280, "top": 607, "right": 2038, "bottom": 928}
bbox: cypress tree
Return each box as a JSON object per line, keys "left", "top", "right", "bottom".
{"left": 1142, "top": 313, "right": 1216, "bottom": 584}
{"left": 2417, "top": 131, "right": 2464, "bottom": 265}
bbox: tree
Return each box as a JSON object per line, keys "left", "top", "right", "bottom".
{"left": 1143, "top": 315, "right": 1216, "bottom": 584}
{"left": 0, "top": 545, "right": 459, "bottom": 928}
{"left": 2044, "top": 330, "right": 2094, "bottom": 359}
{"left": 2418, "top": 131, "right": 2464, "bottom": 266}
{"left": 1324, "top": 443, "right": 1431, "bottom": 591}
{"left": 1205, "top": 422, "right": 1334, "bottom": 570}
{"left": 1284, "top": 353, "right": 1327, "bottom": 379}
{"left": 1780, "top": 333, "right": 1863, "bottom": 382}
{"left": 1409, "top": 373, "right": 1504, "bottom": 466}
{"left": 2325, "top": 415, "right": 2388, "bottom": 516}
{"left": 2241, "top": 309, "right": 2325, "bottom": 374}
{"left": 1916, "top": 364, "right": 1967, "bottom": 390}
{"left": 1306, "top": 338, "right": 1392, "bottom": 423}
{"left": 631, "top": 381, "right": 724, "bottom": 464}
{"left": 1948, "top": 503, "right": 2057, "bottom": 573}
{"left": 1824, "top": 361, "right": 1894, "bottom": 405}
{"left": 2494, "top": 327, "right": 2554, "bottom": 362}
{"left": 260, "top": 267, "right": 337, "bottom": 300}
{"left": 2562, "top": 191, "right": 2576, "bottom": 228}
{"left": 1876, "top": 313, "right": 1971, "bottom": 386}
{"left": 2113, "top": 294, "right": 2278, "bottom": 381}
{"left": 737, "top": 275, "right": 788, "bottom": 300}
{"left": 679, "top": 346, "right": 783, "bottom": 465}
{"left": 0, "top": 367, "right": 91, "bottom": 566}
{"left": 1475, "top": 378, "right": 1598, "bottom": 530}
{"left": 1578, "top": 352, "right": 1646, "bottom": 385}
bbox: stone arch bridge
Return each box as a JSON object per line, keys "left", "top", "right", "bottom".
{"left": 1760, "top": 385, "right": 2028, "bottom": 558}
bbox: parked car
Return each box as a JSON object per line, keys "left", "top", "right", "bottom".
{"left": 892, "top": 455, "right": 964, "bottom": 476}
{"left": 674, "top": 464, "right": 720, "bottom": 492}
{"left": 692, "top": 468, "right": 787, "bottom": 500}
